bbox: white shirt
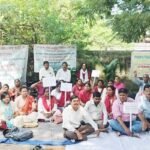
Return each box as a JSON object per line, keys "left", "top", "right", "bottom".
{"left": 84, "top": 100, "right": 108, "bottom": 125}
{"left": 138, "top": 95, "right": 150, "bottom": 119}
{"left": 56, "top": 68, "right": 71, "bottom": 82}
{"left": 39, "top": 67, "right": 55, "bottom": 80}
{"left": 38, "top": 97, "right": 57, "bottom": 120}
{"left": 62, "top": 105, "right": 98, "bottom": 132}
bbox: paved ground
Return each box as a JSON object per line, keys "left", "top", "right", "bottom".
{"left": 0, "top": 122, "right": 65, "bottom": 150}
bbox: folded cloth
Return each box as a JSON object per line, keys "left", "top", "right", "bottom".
{"left": 0, "top": 138, "right": 78, "bottom": 145}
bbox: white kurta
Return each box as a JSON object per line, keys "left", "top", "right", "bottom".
{"left": 56, "top": 68, "right": 71, "bottom": 82}
{"left": 39, "top": 67, "right": 55, "bottom": 80}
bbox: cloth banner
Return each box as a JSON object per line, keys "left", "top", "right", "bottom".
{"left": 131, "top": 51, "right": 150, "bottom": 77}
{"left": 33, "top": 44, "right": 76, "bottom": 72}
{"left": 0, "top": 45, "right": 28, "bottom": 87}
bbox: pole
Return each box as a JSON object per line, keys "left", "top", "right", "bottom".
{"left": 49, "top": 86, "right": 51, "bottom": 111}
{"left": 92, "top": 77, "right": 96, "bottom": 88}
{"left": 130, "top": 113, "right": 132, "bottom": 132}
{"left": 64, "top": 91, "right": 67, "bottom": 107}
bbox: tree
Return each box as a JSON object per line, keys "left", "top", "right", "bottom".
{"left": 112, "top": 0, "right": 150, "bottom": 42}
{"left": 0, "top": 0, "right": 89, "bottom": 49}
{"left": 77, "top": 0, "right": 150, "bottom": 42}
{"left": 0, "top": 0, "right": 129, "bottom": 50}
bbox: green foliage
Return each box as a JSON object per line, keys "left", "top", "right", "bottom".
{"left": 112, "top": 0, "right": 150, "bottom": 42}
{"left": 103, "top": 59, "right": 119, "bottom": 81}
{"left": 85, "top": 19, "right": 131, "bottom": 50}
{"left": 0, "top": 0, "right": 129, "bottom": 50}
{"left": 77, "top": 0, "right": 150, "bottom": 42}
{"left": 77, "top": 50, "right": 131, "bottom": 75}
{"left": 0, "top": 0, "right": 88, "bottom": 48}
{"left": 123, "top": 77, "right": 139, "bottom": 95}
{"left": 77, "top": 0, "right": 117, "bottom": 19}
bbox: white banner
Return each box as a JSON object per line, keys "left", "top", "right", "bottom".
{"left": 91, "top": 70, "right": 100, "bottom": 77}
{"left": 33, "top": 44, "right": 77, "bottom": 72}
{"left": 42, "top": 76, "right": 56, "bottom": 87}
{"left": 0, "top": 45, "right": 28, "bottom": 87}
{"left": 60, "top": 83, "right": 72, "bottom": 92}
{"left": 123, "top": 102, "right": 138, "bottom": 114}
{"left": 131, "top": 51, "right": 150, "bottom": 77}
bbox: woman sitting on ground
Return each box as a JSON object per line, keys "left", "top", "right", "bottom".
{"left": 51, "top": 82, "right": 71, "bottom": 109}
{"left": 104, "top": 86, "right": 116, "bottom": 119}
{"left": 30, "top": 79, "right": 44, "bottom": 99}
{"left": 0, "top": 84, "right": 12, "bottom": 99}
{"left": 14, "top": 86, "right": 38, "bottom": 128}
{"left": 79, "top": 83, "right": 92, "bottom": 106}
{"left": 76, "top": 63, "right": 91, "bottom": 84}
{"left": 0, "top": 92, "right": 14, "bottom": 129}
{"left": 93, "top": 79, "right": 107, "bottom": 102}
{"left": 72, "top": 79, "right": 84, "bottom": 97}
{"left": 38, "top": 87, "right": 62, "bottom": 123}
{"left": 10, "top": 79, "right": 22, "bottom": 100}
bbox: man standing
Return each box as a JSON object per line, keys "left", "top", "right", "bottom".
{"left": 84, "top": 92, "right": 108, "bottom": 130}
{"left": 62, "top": 96, "right": 99, "bottom": 141}
{"left": 39, "top": 61, "right": 55, "bottom": 80}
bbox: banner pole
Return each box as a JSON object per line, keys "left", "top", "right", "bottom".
{"left": 64, "top": 91, "right": 67, "bottom": 107}
{"left": 92, "top": 77, "right": 96, "bottom": 88}
{"left": 49, "top": 86, "right": 51, "bottom": 111}
{"left": 130, "top": 113, "right": 132, "bottom": 132}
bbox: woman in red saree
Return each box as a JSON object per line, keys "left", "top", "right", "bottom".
{"left": 72, "top": 79, "right": 84, "bottom": 97}
{"left": 79, "top": 83, "right": 92, "bottom": 106}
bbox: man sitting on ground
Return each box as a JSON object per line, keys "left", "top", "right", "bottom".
{"left": 84, "top": 92, "right": 108, "bottom": 131}
{"left": 137, "top": 85, "right": 150, "bottom": 131}
{"left": 133, "top": 71, "right": 150, "bottom": 99}
{"left": 109, "top": 88, "right": 142, "bottom": 136}
{"left": 62, "top": 96, "right": 99, "bottom": 141}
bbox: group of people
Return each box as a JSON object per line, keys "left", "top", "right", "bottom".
{"left": 0, "top": 61, "right": 150, "bottom": 142}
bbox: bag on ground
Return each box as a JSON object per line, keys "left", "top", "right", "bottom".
{"left": 3, "top": 127, "right": 33, "bottom": 141}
